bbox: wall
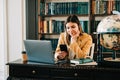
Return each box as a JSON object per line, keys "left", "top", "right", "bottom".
{"left": 0, "top": 0, "right": 4, "bottom": 70}
{"left": 7, "top": 0, "right": 25, "bottom": 61}
{"left": 0, "top": 0, "right": 26, "bottom": 79}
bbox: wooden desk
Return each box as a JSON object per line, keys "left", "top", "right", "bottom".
{"left": 7, "top": 59, "right": 120, "bottom": 80}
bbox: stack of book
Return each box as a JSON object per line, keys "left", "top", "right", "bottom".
{"left": 70, "top": 58, "right": 97, "bottom": 65}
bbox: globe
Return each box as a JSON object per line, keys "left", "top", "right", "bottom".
{"left": 97, "top": 15, "right": 120, "bottom": 51}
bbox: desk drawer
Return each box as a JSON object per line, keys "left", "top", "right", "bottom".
{"left": 51, "top": 68, "right": 92, "bottom": 79}
{"left": 9, "top": 65, "right": 50, "bottom": 78}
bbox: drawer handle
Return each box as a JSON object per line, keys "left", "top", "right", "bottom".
{"left": 32, "top": 70, "right": 36, "bottom": 74}
{"left": 74, "top": 73, "right": 78, "bottom": 76}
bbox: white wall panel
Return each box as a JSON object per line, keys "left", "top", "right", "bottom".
{"left": 0, "top": 0, "right": 26, "bottom": 79}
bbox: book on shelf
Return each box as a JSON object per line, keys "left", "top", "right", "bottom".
{"left": 115, "top": 1, "right": 120, "bottom": 12}
{"left": 40, "top": 0, "right": 45, "bottom": 16}
{"left": 93, "top": 20, "right": 100, "bottom": 32}
{"left": 40, "top": 20, "right": 65, "bottom": 34}
{"left": 92, "top": 0, "right": 95, "bottom": 14}
{"left": 80, "top": 21, "right": 88, "bottom": 33}
{"left": 42, "top": 2, "right": 89, "bottom": 15}
{"left": 92, "top": 0, "right": 117, "bottom": 15}
{"left": 38, "top": 16, "right": 44, "bottom": 33}
{"left": 38, "top": 19, "right": 89, "bottom": 34}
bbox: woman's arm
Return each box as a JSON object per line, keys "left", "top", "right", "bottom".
{"left": 54, "top": 33, "right": 67, "bottom": 61}
{"left": 69, "top": 34, "right": 92, "bottom": 59}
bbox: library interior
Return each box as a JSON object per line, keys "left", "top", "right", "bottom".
{"left": 6, "top": 0, "right": 120, "bottom": 80}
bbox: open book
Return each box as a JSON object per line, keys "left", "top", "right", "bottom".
{"left": 70, "top": 58, "right": 97, "bottom": 65}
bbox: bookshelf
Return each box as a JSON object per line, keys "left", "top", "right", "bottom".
{"left": 37, "top": 0, "right": 91, "bottom": 51}
{"left": 26, "top": 0, "right": 120, "bottom": 52}
{"left": 90, "top": 0, "right": 120, "bottom": 53}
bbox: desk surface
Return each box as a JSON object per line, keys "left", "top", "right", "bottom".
{"left": 7, "top": 59, "right": 120, "bottom": 80}
{"left": 7, "top": 59, "right": 120, "bottom": 70}
{"left": 7, "top": 59, "right": 97, "bottom": 69}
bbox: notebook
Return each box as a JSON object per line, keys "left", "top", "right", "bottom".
{"left": 24, "top": 40, "right": 55, "bottom": 64}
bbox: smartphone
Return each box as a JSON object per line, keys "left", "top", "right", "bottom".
{"left": 60, "top": 44, "right": 68, "bottom": 52}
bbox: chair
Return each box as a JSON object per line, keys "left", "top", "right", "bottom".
{"left": 87, "top": 43, "right": 95, "bottom": 59}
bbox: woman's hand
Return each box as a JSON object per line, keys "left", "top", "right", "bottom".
{"left": 71, "top": 30, "right": 80, "bottom": 43}
{"left": 56, "top": 51, "right": 68, "bottom": 60}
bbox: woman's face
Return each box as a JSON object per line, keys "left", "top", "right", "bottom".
{"left": 66, "top": 22, "right": 80, "bottom": 37}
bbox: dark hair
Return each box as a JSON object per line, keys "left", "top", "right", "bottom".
{"left": 65, "top": 15, "right": 83, "bottom": 45}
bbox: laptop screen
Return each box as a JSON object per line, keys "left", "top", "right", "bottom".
{"left": 24, "top": 40, "right": 55, "bottom": 64}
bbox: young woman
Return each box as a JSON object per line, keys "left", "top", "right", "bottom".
{"left": 54, "top": 15, "right": 92, "bottom": 61}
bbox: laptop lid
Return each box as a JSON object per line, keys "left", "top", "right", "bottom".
{"left": 24, "top": 40, "right": 55, "bottom": 64}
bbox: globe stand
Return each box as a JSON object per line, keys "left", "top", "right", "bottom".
{"left": 96, "top": 15, "right": 120, "bottom": 67}
{"left": 96, "top": 32, "right": 120, "bottom": 68}
{"left": 104, "top": 51, "right": 120, "bottom": 62}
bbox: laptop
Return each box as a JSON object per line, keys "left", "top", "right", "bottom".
{"left": 24, "top": 40, "right": 55, "bottom": 64}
